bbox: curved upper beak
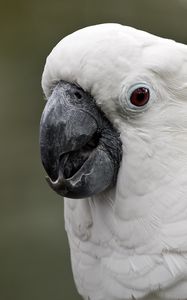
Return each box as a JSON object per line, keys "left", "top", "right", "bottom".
{"left": 40, "top": 80, "right": 122, "bottom": 198}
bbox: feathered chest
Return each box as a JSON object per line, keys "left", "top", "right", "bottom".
{"left": 64, "top": 184, "right": 187, "bottom": 300}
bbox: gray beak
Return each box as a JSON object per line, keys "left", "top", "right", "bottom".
{"left": 40, "top": 80, "right": 122, "bottom": 199}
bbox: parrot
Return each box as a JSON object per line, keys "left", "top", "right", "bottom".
{"left": 39, "top": 23, "right": 187, "bottom": 300}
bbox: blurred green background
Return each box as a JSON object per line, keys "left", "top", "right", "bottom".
{"left": 1, "top": 0, "right": 187, "bottom": 299}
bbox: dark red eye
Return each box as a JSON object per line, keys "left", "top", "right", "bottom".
{"left": 130, "top": 87, "right": 150, "bottom": 107}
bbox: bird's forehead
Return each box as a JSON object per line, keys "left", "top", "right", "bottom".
{"left": 42, "top": 23, "right": 181, "bottom": 109}
{"left": 42, "top": 24, "right": 155, "bottom": 98}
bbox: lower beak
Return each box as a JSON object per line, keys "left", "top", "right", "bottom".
{"left": 40, "top": 80, "right": 122, "bottom": 198}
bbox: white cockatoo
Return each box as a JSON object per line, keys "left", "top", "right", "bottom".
{"left": 39, "top": 24, "right": 187, "bottom": 300}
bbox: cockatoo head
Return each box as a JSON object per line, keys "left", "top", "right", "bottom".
{"left": 40, "top": 23, "right": 187, "bottom": 201}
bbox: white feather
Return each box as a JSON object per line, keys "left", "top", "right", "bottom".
{"left": 43, "top": 24, "right": 187, "bottom": 299}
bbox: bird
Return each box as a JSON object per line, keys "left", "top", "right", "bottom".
{"left": 39, "top": 24, "right": 187, "bottom": 300}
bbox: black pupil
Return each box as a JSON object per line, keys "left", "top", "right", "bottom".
{"left": 130, "top": 87, "right": 150, "bottom": 107}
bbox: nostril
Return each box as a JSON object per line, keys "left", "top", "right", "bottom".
{"left": 74, "top": 91, "right": 82, "bottom": 99}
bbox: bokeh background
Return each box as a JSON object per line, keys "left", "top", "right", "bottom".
{"left": 1, "top": 0, "right": 187, "bottom": 299}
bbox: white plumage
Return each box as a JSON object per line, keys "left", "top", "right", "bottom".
{"left": 42, "top": 24, "right": 187, "bottom": 300}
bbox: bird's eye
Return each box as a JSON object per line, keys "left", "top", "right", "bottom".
{"left": 130, "top": 87, "right": 150, "bottom": 107}
{"left": 119, "top": 83, "right": 154, "bottom": 113}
